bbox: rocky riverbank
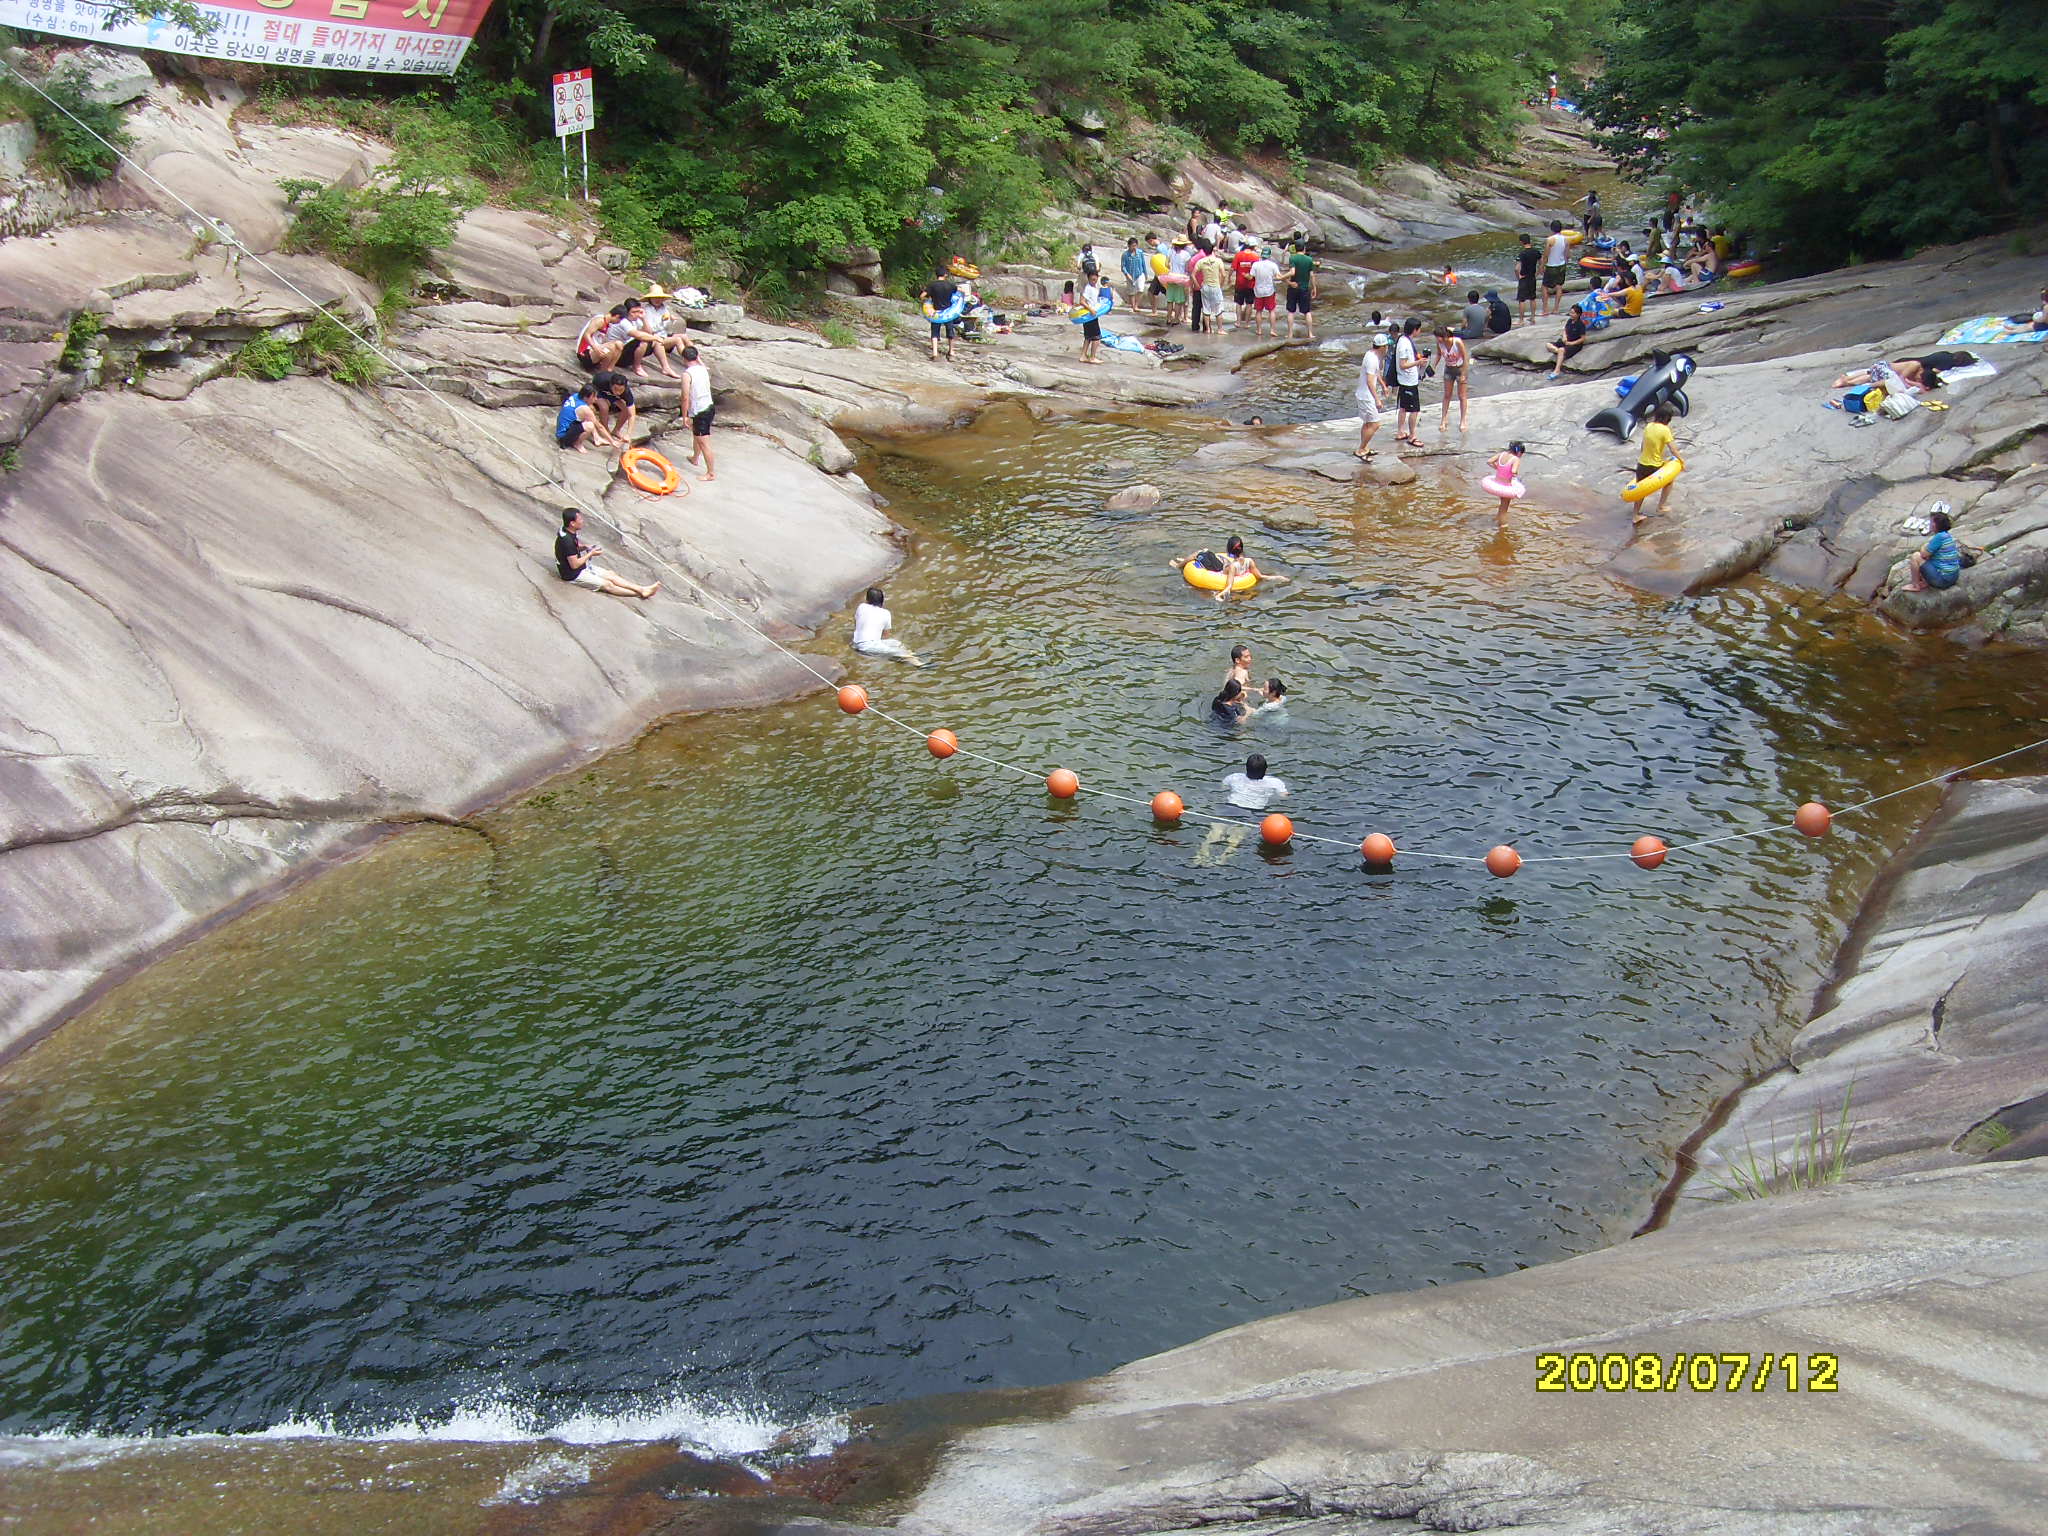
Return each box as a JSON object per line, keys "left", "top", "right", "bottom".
{"left": 0, "top": 52, "right": 1608, "bottom": 1058}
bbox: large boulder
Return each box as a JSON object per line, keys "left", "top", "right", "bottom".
{"left": 48, "top": 45, "right": 154, "bottom": 107}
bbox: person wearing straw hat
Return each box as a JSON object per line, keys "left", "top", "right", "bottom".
{"left": 635, "top": 286, "right": 688, "bottom": 377}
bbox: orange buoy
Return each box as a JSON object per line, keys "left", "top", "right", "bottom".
{"left": 1484, "top": 844, "right": 1521, "bottom": 878}
{"left": 1047, "top": 768, "right": 1080, "bottom": 799}
{"left": 1630, "top": 835, "right": 1668, "bottom": 870}
{"left": 836, "top": 684, "right": 868, "bottom": 714}
{"left": 1360, "top": 832, "right": 1396, "bottom": 866}
{"left": 1795, "top": 801, "right": 1832, "bottom": 837}
{"left": 1261, "top": 813, "right": 1294, "bottom": 846}
{"left": 1151, "top": 790, "right": 1184, "bottom": 822}
{"left": 927, "top": 728, "right": 958, "bottom": 758}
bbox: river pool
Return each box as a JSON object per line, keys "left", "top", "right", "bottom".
{"left": 4, "top": 354, "right": 2045, "bottom": 1454}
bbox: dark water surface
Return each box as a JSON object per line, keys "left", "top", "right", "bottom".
{"left": 4, "top": 399, "right": 2045, "bottom": 1451}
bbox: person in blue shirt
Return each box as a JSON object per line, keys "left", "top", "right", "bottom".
{"left": 555, "top": 382, "right": 619, "bottom": 453}
{"left": 1906, "top": 510, "right": 1963, "bottom": 591}
{"left": 1120, "top": 237, "right": 1150, "bottom": 313}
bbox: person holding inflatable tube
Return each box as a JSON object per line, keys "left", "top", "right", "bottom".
{"left": 923, "top": 264, "right": 961, "bottom": 361}
{"left": 1631, "top": 406, "right": 1679, "bottom": 525}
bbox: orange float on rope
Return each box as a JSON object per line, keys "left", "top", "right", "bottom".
{"left": 1795, "top": 801, "right": 1833, "bottom": 838}
{"left": 927, "top": 728, "right": 958, "bottom": 758}
{"left": 621, "top": 445, "right": 682, "bottom": 495}
{"left": 1630, "top": 835, "right": 1669, "bottom": 870}
{"left": 1261, "top": 813, "right": 1294, "bottom": 846}
{"left": 1484, "top": 844, "right": 1522, "bottom": 878}
{"left": 1047, "top": 768, "right": 1080, "bottom": 799}
{"left": 1151, "top": 791, "right": 1184, "bottom": 822}
{"left": 836, "top": 684, "right": 868, "bottom": 714}
{"left": 1361, "top": 832, "right": 1396, "bottom": 866}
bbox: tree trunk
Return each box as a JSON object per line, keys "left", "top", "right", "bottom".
{"left": 531, "top": 2, "right": 557, "bottom": 75}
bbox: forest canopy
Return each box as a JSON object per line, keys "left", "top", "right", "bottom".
{"left": 461, "top": 0, "right": 1613, "bottom": 288}
{"left": 1581, "top": 0, "right": 2048, "bottom": 267}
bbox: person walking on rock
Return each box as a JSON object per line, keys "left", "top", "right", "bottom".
{"left": 681, "top": 345, "right": 716, "bottom": 481}
{"left": 923, "top": 264, "right": 960, "bottom": 362}
{"left": 1435, "top": 325, "right": 1470, "bottom": 437}
{"left": 555, "top": 509, "right": 658, "bottom": 599}
{"left": 1354, "top": 330, "right": 1388, "bottom": 459}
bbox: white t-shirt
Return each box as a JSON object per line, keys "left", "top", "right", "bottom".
{"left": 1223, "top": 771, "right": 1289, "bottom": 810}
{"left": 683, "top": 361, "right": 712, "bottom": 417}
{"left": 642, "top": 304, "right": 676, "bottom": 336}
{"left": 1201, "top": 219, "right": 1222, "bottom": 246}
{"left": 1356, "top": 349, "right": 1384, "bottom": 404}
{"left": 1249, "top": 258, "right": 1280, "bottom": 296}
{"left": 852, "top": 602, "right": 890, "bottom": 648}
{"left": 1542, "top": 232, "right": 1569, "bottom": 268}
{"left": 1168, "top": 246, "right": 1192, "bottom": 276}
{"left": 1395, "top": 335, "right": 1420, "bottom": 387}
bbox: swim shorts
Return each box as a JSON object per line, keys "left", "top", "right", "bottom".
{"left": 929, "top": 320, "right": 956, "bottom": 339}
{"left": 1633, "top": 462, "right": 1661, "bottom": 481}
{"left": 1397, "top": 384, "right": 1421, "bottom": 411}
{"left": 1254, "top": 294, "right": 1277, "bottom": 312}
{"left": 556, "top": 420, "right": 586, "bottom": 448}
{"left": 1543, "top": 264, "right": 1566, "bottom": 288}
{"left": 1234, "top": 285, "right": 1254, "bottom": 306}
{"left": 1286, "top": 289, "right": 1313, "bottom": 314}
{"left": 1356, "top": 390, "right": 1383, "bottom": 421}
{"left": 691, "top": 407, "right": 715, "bottom": 436}
{"left": 1516, "top": 275, "right": 1537, "bottom": 302}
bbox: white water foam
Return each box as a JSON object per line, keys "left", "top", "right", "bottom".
{"left": 0, "top": 1390, "right": 847, "bottom": 1468}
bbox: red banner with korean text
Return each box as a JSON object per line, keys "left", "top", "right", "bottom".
{"left": 0, "top": 0, "right": 497, "bottom": 76}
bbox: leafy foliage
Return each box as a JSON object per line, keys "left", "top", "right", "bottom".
{"left": 28, "top": 75, "right": 129, "bottom": 184}
{"left": 1582, "top": 0, "right": 2048, "bottom": 267}
{"left": 462, "top": 0, "right": 1612, "bottom": 287}
{"left": 58, "top": 310, "right": 104, "bottom": 370}
{"left": 232, "top": 310, "right": 386, "bottom": 386}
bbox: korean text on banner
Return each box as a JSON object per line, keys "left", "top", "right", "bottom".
{"left": 0, "top": 0, "right": 499, "bottom": 77}
{"left": 552, "top": 68, "right": 594, "bottom": 137}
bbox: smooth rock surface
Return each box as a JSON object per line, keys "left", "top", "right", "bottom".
{"left": 0, "top": 378, "right": 896, "bottom": 1055}
{"left": 895, "top": 1161, "right": 2048, "bottom": 1535}
{"left": 1677, "top": 776, "right": 2048, "bottom": 1204}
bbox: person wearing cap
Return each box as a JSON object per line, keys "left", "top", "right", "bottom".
{"left": 634, "top": 287, "right": 688, "bottom": 378}
{"left": 1166, "top": 235, "right": 1193, "bottom": 326}
{"left": 1248, "top": 246, "right": 1282, "bottom": 338}
{"left": 1354, "top": 331, "right": 1388, "bottom": 458}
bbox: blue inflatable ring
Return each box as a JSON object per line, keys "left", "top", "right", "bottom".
{"left": 1068, "top": 288, "right": 1116, "bottom": 325}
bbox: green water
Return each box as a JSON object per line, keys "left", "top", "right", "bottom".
{"left": 3, "top": 400, "right": 2044, "bottom": 1463}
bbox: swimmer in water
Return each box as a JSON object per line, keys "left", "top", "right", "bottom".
{"left": 1211, "top": 678, "right": 1250, "bottom": 725}
{"left": 1254, "top": 678, "right": 1288, "bottom": 716}
{"left": 1227, "top": 643, "right": 1253, "bottom": 695}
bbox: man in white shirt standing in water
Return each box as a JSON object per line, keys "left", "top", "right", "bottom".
{"left": 852, "top": 586, "right": 921, "bottom": 664}
{"left": 680, "top": 345, "right": 715, "bottom": 482}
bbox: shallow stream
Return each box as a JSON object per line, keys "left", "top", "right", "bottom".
{"left": 5, "top": 364, "right": 2046, "bottom": 1460}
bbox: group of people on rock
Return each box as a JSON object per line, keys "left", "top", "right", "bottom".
{"left": 549, "top": 286, "right": 722, "bottom": 602}
{"left": 562, "top": 287, "right": 718, "bottom": 482}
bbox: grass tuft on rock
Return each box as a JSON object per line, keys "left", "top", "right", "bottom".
{"left": 1702, "top": 1086, "right": 1856, "bottom": 1201}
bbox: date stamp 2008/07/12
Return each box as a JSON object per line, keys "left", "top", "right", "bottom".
{"left": 1536, "top": 1352, "right": 1839, "bottom": 1393}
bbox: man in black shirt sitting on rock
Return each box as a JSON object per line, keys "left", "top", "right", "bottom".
{"left": 554, "top": 508, "right": 659, "bottom": 600}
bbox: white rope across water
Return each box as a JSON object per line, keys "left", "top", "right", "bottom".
{"left": 11, "top": 58, "right": 2044, "bottom": 875}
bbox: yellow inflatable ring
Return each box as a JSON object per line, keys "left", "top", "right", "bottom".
{"left": 1182, "top": 560, "right": 1257, "bottom": 593}
{"left": 622, "top": 445, "right": 681, "bottom": 495}
{"left": 1621, "top": 455, "right": 1684, "bottom": 503}
{"left": 1563, "top": 228, "right": 1584, "bottom": 246}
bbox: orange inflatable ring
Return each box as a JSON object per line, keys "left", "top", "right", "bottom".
{"left": 622, "top": 446, "right": 681, "bottom": 495}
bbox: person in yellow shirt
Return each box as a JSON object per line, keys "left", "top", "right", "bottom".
{"left": 1621, "top": 283, "right": 1645, "bottom": 317}
{"left": 1632, "top": 404, "right": 1678, "bottom": 524}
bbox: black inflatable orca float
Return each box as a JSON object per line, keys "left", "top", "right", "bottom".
{"left": 1585, "top": 350, "right": 1695, "bottom": 442}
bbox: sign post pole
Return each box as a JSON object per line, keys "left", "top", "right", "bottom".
{"left": 551, "top": 68, "right": 596, "bottom": 202}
